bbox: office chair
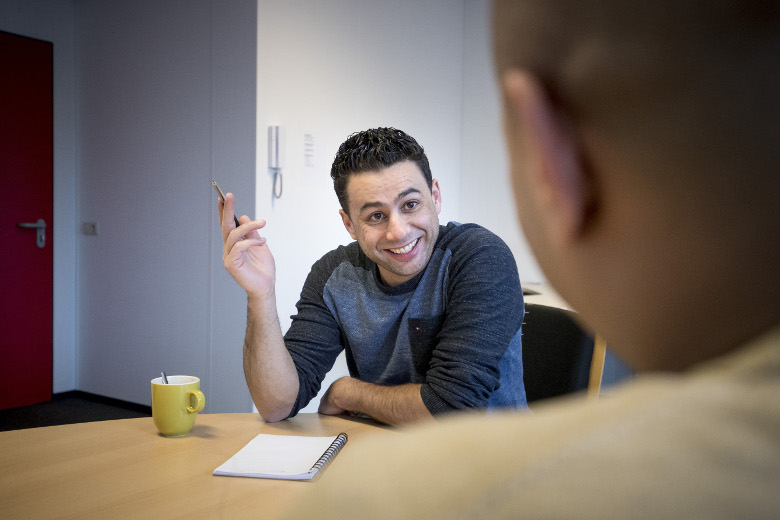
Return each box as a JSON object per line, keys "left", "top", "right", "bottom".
{"left": 521, "top": 303, "right": 604, "bottom": 406}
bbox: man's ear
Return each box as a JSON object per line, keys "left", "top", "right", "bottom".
{"left": 339, "top": 209, "right": 358, "bottom": 240}
{"left": 502, "top": 69, "right": 592, "bottom": 244}
{"left": 431, "top": 178, "right": 442, "bottom": 215}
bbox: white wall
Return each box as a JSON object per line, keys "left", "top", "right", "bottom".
{"left": 76, "top": 0, "right": 257, "bottom": 411}
{"left": 0, "top": 0, "right": 79, "bottom": 393}
{"left": 460, "top": 0, "right": 544, "bottom": 283}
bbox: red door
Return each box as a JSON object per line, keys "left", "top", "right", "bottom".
{"left": 0, "top": 31, "right": 54, "bottom": 410}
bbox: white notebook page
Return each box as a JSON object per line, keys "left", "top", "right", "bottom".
{"left": 214, "top": 433, "right": 341, "bottom": 480}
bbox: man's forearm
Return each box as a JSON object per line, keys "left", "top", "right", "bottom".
{"left": 243, "top": 293, "right": 300, "bottom": 422}
{"left": 322, "top": 377, "right": 434, "bottom": 426}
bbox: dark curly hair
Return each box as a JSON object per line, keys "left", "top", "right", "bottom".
{"left": 330, "top": 128, "right": 432, "bottom": 213}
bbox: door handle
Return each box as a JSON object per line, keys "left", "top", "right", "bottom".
{"left": 17, "top": 218, "right": 47, "bottom": 248}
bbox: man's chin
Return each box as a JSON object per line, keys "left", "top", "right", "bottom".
{"left": 377, "top": 261, "right": 424, "bottom": 286}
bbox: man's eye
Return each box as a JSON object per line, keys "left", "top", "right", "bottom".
{"left": 404, "top": 200, "right": 419, "bottom": 211}
{"left": 368, "top": 212, "right": 384, "bottom": 222}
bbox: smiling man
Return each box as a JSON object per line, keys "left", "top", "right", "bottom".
{"left": 338, "top": 160, "right": 442, "bottom": 287}
{"left": 219, "top": 127, "right": 527, "bottom": 425}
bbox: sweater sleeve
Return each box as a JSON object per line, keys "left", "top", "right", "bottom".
{"left": 282, "top": 250, "right": 347, "bottom": 418}
{"left": 419, "top": 228, "right": 525, "bottom": 414}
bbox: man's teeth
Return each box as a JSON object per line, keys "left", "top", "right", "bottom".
{"left": 389, "top": 238, "right": 418, "bottom": 255}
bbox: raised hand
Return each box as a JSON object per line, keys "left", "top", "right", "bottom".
{"left": 218, "top": 192, "right": 276, "bottom": 298}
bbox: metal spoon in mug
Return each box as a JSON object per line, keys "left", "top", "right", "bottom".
{"left": 161, "top": 372, "right": 169, "bottom": 384}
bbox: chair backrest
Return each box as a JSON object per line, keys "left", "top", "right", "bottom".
{"left": 521, "top": 303, "right": 595, "bottom": 405}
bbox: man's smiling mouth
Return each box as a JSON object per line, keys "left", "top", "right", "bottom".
{"left": 388, "top": 238, "right": 419, "bottom": 255}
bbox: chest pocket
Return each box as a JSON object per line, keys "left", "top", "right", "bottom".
{"left": 407, "top": 314, "right": 446, "bottom": 377}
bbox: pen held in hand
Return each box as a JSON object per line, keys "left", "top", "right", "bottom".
{"left": 212, "top": 180, "right": 241, "bottom": 228}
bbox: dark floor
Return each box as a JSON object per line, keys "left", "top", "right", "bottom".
{"left": 0, "top": 391, "right": 152, "bottom": 432}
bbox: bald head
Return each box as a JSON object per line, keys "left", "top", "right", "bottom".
{"left": 494, "top": 0, "right": 780, "bottom": 370}
{"left": 494, "top": 0, "right": 780, "bottom": 196}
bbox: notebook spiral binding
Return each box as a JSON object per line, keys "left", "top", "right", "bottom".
{"left": 310, "top": 432, "right": 349, "bottom": 472}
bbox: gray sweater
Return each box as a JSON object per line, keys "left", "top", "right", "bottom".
{"left": 284, "top": 222, "right": 527, "bottom": 418}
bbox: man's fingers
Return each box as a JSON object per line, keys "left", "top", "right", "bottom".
{"left": 235, "top": 218, "right": 267, "bottom": 240}
{"left": 219, "top": 193, "right": 239, "bottom": 241}
{"left": 223, "top": 219, "right": 268, "bottom": 256}
{"left": 219, "top": 190, "right": 266, "bottom": 244}
{"left": 238, "top": 215, "right": 264, "bottom": 239}
{"left": 225, "top": 236, "right": 266, "bottom": 257}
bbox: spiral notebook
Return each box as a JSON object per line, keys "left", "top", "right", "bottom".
{"left": 213, "top": 432, "right": 348, "bottom": 481}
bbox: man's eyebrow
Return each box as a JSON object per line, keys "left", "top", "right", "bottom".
{"left": 358, "top": 187, "right": 422, "bottom": 214}
{"left": 396, "top": 187, "right": 422, "bottom": 200}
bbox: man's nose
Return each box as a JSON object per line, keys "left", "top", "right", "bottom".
{"left": 385, "top": 212, "right": 409, "bottom": 242}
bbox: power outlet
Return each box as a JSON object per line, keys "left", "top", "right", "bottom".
{"left": 82, "top": 222, "right": 99, "bottom": 235}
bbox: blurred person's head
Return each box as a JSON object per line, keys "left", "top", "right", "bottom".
{"left": 493, "top": 0, "right": 780, "bottom": 370}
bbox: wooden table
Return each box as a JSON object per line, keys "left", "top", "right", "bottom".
{"left": 0, "top": 413, "right": 395, "bottom": 519}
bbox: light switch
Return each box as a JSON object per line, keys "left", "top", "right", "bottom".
{"left": 82, "top": 222, "right": 99, "bottom": 235}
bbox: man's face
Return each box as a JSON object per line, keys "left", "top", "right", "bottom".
{"left": 339, "top": 161, "right": 442, "bottom": 286}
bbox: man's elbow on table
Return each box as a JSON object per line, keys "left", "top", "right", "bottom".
{"left": 252, "top": 395, "right": 296, "bottom": 423}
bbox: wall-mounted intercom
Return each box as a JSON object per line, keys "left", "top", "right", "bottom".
{"left": 268, "top": 125, "right": 283, "bottom": 198}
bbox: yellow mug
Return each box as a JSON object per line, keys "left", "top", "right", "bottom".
{"left": 151, "top": 375, "right": 206, "bottom": 437}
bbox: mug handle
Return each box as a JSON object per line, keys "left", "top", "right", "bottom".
{"left": 186, "top": 390, "right": 205, "bottom": 413}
